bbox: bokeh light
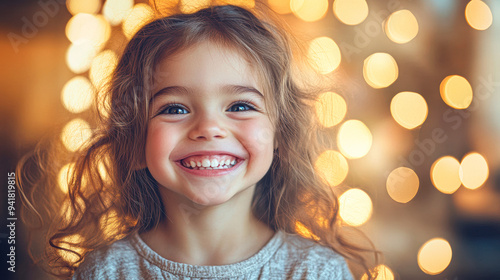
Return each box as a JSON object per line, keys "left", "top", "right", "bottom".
{"left": 384, "top": 9, "right": 419, "bottom": 44}
{"left": 459, "top": 152, "right": 489, "bottom": 190}
{"left": 65, "top": 14, "right": 111, "bottom": 48}
{"left": 315, "top": 92, "right": 347, "bottom": 127}
{"left": 103, "top": 0, "right": 134, "bottom": 25}
{"left": 215, "top": 0, "right": 255, "bottom": 9}
{"left": 58, "top": 234, "right": 84, "bottom": 263}
{"left": 333, "top": 0, "right": 369, "bottom": 25}
{"left": 89, "top": 50, "right": 118, "bottom": 90}
{"left": 100, "top": 209, "right": 122, "bottom": 240}
{"left": 268, "top": 0, "right": 291, "bottom": 14}
{"left": 307, "top": 36, "right": 341, "bottom": 74}
{"left": 337, "top": 120, "right": 372, "bottom": 159}
{"left": 390, "top": 91, "right": 428, "bottom": 129}
{"left": 418, "top": 238, "right": 452, "bottom": 275}
{"left": 339, "top": 188, "right": 373, "bottom": 226}
{"left": 295, "top": 221, "right": 319, "bottom": 240}
{"left": 179, "top": 0, "right": 211, "bottom": 14}
{"left": 465, "top": 0, "right": 493, "bottom": 30}
{"left": 66, "top": 0, "right": 101, "bottom": 15}
{"left": 291, "top": 0, "right": 328, "bottom": 22}
{"left": 361, "top": 264, "right": 395, "bottom": 280}
{"left": 363, "top": 53, "right": 399, "bottom": 89}
{"left": 61, "top": 118, "right": 92, "bottom": 152}
{"left": 122, "top": 3, "right": 155, "bottom": 39}
{"left": 58, "top": 163, "right": 75, "bottom": 194}
{"left": 66, "top": 42, "right": 99, "bottom": 74}
{"left": 386, "top": 167, "right": 419, "bottom": 203}
{"left": 61, "top": 76, "right": 95, "bottom": 114}
{"left": 440, "top": 75, "right": 473, "bottom": 109}
{"left": 431, "top": 156, "right": 462, "bottom": 194}
{"left": 315, "top": 150, "right": 349, "bottom": 186}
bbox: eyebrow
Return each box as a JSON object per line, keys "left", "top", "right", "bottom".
{"left": 150, "top": 85, "right": 264, "bottom": 104}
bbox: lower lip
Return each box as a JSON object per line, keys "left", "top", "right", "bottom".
{"left": 175, "top": 159, "right": 243, "bottom": 177}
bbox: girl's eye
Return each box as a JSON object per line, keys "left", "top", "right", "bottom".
{"left": 228, "top": 101, "right": 256, "bottom": 112}
{"left": 160, "top": 104, "right": 188, "bottom": 115}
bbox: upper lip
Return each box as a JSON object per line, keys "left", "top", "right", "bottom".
{"left": 175, "top": 151, "right": 244, "bottom": 161}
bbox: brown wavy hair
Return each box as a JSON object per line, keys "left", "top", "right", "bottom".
{"left": 17, "top": 3, "right": 379, "bottom": 279}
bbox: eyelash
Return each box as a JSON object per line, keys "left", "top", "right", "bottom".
{"left": 158, "top": 100, "right": 258, "bottom": 115}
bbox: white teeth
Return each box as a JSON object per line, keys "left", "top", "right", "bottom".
{"left": 182, "top": 157, "right": 239, "bottom": 170}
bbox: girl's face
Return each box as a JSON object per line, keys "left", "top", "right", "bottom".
{"left": 145, "top": 41, "right": 275, "bottom": 206}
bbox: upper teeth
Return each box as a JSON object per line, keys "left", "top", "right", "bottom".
{"left": 181, "top": 156, "right": 237, "bottom": 169}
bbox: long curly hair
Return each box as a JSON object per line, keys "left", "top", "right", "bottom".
{"left": 17, "top": 3, "right": 379, "bottom": 279}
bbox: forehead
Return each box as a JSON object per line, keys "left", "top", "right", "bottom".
{"left": 152, "top": 41, "right": 263, "bottom": 94}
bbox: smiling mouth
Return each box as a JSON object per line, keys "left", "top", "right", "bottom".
{"left": 179, "top": 155, "right": 239, "bottom": 170}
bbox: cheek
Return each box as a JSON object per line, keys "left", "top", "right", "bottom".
{"left": 145, "top": 124, "right": 176, "bottom": 167}
{"left": 238, "top": 119, "right": 275, "bottom": 158}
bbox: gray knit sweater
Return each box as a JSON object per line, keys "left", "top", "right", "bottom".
{"left": 72, "top": 231, "right": 353, "bottom": 279}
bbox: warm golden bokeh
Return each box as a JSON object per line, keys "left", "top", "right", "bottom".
{"left": 58, "top": 234, "right": 85, "bottom": 263}
{"left": 89, "top": 50, "right": 119, "bottom": 90}
{"left": 61, "top": 118, "right": 92, "bottom": 152}
{"left": 418, "top": 238, "right": 453, "bottom": 275}
{"left": 361, "top": 264, "right": 395, "bottom": 280}
{"left": 122, "top": 3, "right": 155, "bottom": 39}
{"left": 459, "top": 152, "right": 489, "bottom": 190}
{"left": 268, "top": 0, "right": 291, "bottom": 14}
{"left": 295, "top": 221, "right": 319, "bottom": 240}
{"left": 61, "top": 76, "right": 95, "bottom": 114}
{"left": 465, "top": 0, "right": 493, "bottom": 30}
{"left": 315, "top": 92, "right": 347, "bottom": 128}
{"left": 215, "top": 0, "right": 255, "bottom": 9}
{"left": 386, "top": 167, "right": 419, "bottom": 203}
{"left": 291, "top": 0, "right": 329, "bottom": 22}
{"left": 314, "top": 150, "right": 349, "bottom": 186}
{"left": 66, "top": 0, "right": 101, "bottom": 15}
{"left": 66, "top": 42, "right": 99, "bottom": 74}
{"left": 58, "top": 163, "right": 75, "bottom": 194}
{"left": 384, "top": 9, "right": 419, "bottom": 44}
{"left": 440, "top": 75, "right": 473, "bottom": 109}
{"left": 337, "top": 120, "right": 372, "bottom": 159}
{"left": 103, "top": 0, "right": 134, "bottom": 25}
{"left": 179, "top": 0, "right": 211, "bottom": 14}
{"left": 65, "top": 14, "right": 111, "bottom": 49}
{"left": 431, "top": 156, "right": 462, "bottom": 194}
{"left": 307, "top": 36, "right": 341, "bottom": 74}
{"left": 339, "top": 188, "right": 373, "bottom": 226}
{"left": 363, "top": 53, "right": 399, "bottom": 89}
{"left": 390, "top": 91, "right": 428, "bottom": 129}
{"left": 333, "top": 0, "right": 369, "bottom": 25}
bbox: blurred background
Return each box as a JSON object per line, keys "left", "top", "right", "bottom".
{"left": 1, "top": 0, "right": 499, "bottom": 279}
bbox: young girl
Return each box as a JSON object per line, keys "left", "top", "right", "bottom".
{"left": 18, "top": 3, "right": 377, "bottom": 279}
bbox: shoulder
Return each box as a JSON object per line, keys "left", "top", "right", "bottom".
{"left": 270, "top": 232, "right": 353, "bottom": 280}
{"left": 72, "top": 235, "right": 142, "bottom": 280}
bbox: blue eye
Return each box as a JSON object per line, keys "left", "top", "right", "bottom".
{"left": 160, "top": 104, "right": 188, "bottom": 115}
{"left": 228, "top": 101, "right": 256, "bottom": 112}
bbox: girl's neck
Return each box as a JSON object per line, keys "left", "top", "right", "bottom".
{"left": 140, "top": 185, "right": 275, "bottom": 265}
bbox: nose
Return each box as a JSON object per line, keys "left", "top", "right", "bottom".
{"left": 188, "top": 114, "right": 228, "bottom": 141}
